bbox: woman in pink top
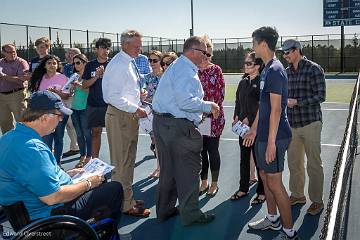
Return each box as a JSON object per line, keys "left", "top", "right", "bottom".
{"left": 29, "top": 55, "right": 70, "bottom": 164}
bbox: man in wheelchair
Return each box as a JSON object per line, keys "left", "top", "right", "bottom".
{"left": 0, "top": 91, "right": 124, "bottom": 229}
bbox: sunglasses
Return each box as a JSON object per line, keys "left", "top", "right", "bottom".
{"left": 283, "top": 49, "right": 295, "bottom": 55}
{"left": 191, "top": 48, "right": 212, "bottom": 57}
{"left": 149, "top": 58, "right": 160, "bottom": 63}
{"left": 162, "top": 62, "right": 171, "bottom": 66}
{"left": 244, "top": 61, "right": 255, "bottom": 66}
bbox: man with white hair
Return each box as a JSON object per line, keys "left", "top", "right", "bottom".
{"left": 102, "top": 30, "right": 150, "bottom": 217}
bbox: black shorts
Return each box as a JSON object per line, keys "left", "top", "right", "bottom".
{"left": 255, "top": 138, "right": 291, "bottom": 173}
{"left": 86, "top": 105, "right": 107, "bottom": 128}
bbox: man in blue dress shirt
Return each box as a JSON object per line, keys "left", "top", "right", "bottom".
{"left": 152, "top": 36, "right": 220, "bottom": 226}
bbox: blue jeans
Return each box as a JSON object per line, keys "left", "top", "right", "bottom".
{"left": 72, "top": 109, "right": 92, "bottom": 157}
{"left": 43, "top": 115, "right": 69, "bottom": 164}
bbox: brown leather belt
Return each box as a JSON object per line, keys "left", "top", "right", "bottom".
{"left": 0, "top": 88, "right": 24, "bottom": 95}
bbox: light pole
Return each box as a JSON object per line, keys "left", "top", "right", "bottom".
{"left": 190, "top": 0, "right": 194, "bottom": 36}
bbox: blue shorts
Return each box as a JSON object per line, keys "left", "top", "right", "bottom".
{"left": 255, "top": 138, "right": 291, "bottom": 173}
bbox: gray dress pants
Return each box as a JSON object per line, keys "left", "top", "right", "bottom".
{"left": 153, "top": 114, "right": 204, "bottom": 225}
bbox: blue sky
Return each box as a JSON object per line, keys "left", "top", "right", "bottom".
{"left": 0, "top": 0, "right": 359, "bottom": 41}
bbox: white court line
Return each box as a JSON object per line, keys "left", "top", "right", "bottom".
{"left": 122, "top": 133, "right": 340, "bottom": 147}
{"left": 223, "top": 105, "right": 348, "bottom": 111}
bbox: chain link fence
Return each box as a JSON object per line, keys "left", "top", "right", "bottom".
{"left": 1, "top": 22, "right": 359, "bottom": 72}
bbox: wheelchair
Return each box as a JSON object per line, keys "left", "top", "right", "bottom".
{"left": 0, "top": 201, "right": 120, "bottom": 240}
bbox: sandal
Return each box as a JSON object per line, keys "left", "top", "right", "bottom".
{"left": 199, "top": 185, "right": 209, "bottom": 196}
{"left": 251, "top": 194, "right": 266, "bottom": 205}
{"left": 249, "top": 179, "right": 258, "bottom": 186}
{"left": 230, "top": 190, "right": 248, "bottom": 201}
{"left": 148, "top": 168, "right": 160, "bottom": 178}
{"left": 75, "top": 157, "right": 87, "bottom": 168}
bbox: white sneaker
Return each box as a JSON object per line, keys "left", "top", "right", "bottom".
{"left": 248, "top": 216, "right": 282, "bottom": 231}
{"left": 273, "top": 230, "right": 299, "bottom": 240}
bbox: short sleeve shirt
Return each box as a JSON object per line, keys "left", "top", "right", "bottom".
{"left": 83, "top": 59, "right": 109, "bottom": 107}
{"left": 257, "top": 59, "right": 292, "bottom": 142}
{"left": 38, "top": 72, "right": 68, "bottom": 92}
{"left": 0, "top": 57, "right": 29, "bottom": 92}
{"left": 0, "top": 123, "right": 73, "bottom": 220}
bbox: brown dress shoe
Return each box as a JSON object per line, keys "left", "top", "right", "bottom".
{"left": 124, "top": 206, "right": 150, "bottom": 218}
{"left": 289, "top": 196, "right": 306, "bottom": 205}
{"left": 307, "top": 202, "right": 324, "bottom": 215}
{"left": 135, "top": 200, "right": 145, "bottom": 206}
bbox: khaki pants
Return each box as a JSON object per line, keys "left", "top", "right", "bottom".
{"left": 66, "top": 117, "right": 79, "bottom": 151}
{"left": 0, "top": 89, "right": 27, "bottom": 134}
{"left": 105, "top": 105, "right": 139, "bottom": 212}
{"left": 287, "top": 121, "right": 324, "bottom": 203}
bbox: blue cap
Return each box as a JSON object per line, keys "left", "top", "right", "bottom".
{"left": 278, "top": 39, "right": 302, "bottom": 51}
{"left": 28, "top": 90, "right": 72, "bottom": 115}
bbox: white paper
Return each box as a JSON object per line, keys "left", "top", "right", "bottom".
{"left": 71, "top": 158, "right": 115, "bottom": 183}
{"left": 139, "top": 105, "right": 153, "bottom": 134}
{"left": 0, "top": 67, "right": 4, "bottom": 76}
{"left": 62, "top": 73, "right": 80, "bottom": 93}
{"left": 232, "top": 121, "right": 250, "bottom": 137}
{"left": 198, "top": 117, "right": 211, "bottom": 136}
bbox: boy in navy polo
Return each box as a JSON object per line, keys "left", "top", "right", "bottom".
{"left": 244, "top": 27, "right": 298, "bottom": 240}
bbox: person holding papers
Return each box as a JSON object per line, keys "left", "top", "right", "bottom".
{"left": 152, "top": 36, "right": 220, "bottom": 226}
{"left": 198, "top": 35, "right": 225, "bottom": 197}
{"left": 230, "top": 52, "right": 265, "bottom": 205}
{"left": 102, "top": 30, "right": 151, "bottom": 218}
{"left": 0, "top": 90, "right": 123, "bottom": 224}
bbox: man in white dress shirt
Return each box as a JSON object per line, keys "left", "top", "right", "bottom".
{"left": 102, "top": 30, "right": 150, "bottom": 218}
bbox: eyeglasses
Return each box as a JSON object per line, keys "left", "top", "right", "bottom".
{"left": 99, "top": 46, "right": 111, "bottom": 51}
{"left": 49, "top": 113, "right": 63, "bottom": 121}
{"left": 244, "top": 61, "right": 255, "bottom": 66}
{"left": 191, "top": 48, "right": 212, "bottom": 57}
{"left": 149, "top": 58, "right": 160, "bottom": 63}
{"left": 74, "top": 61, "right": 82, "bottom": 65}
{"left": 3, "top": 49, "right": 16, "bottom": 54}
{"left": 283, "top": 49, "right": 295, "bottom": 55}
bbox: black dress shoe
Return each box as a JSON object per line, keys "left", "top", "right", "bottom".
{"left": 62, "top": 150, "right": 80, "bottom": 158}
{"left": 158, "top": 208, "right": 179, "bottom": 222}
{"left": 186, "top": 212, "right": 215, "bottom": 226}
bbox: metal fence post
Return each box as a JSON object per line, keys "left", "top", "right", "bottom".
{"left": 69, "top": 29, "right": 72, "bottom": 48}
{"left": 116, "top": 33, "right": 119, "bottom": 51}
{"left": 26, "top": 25, "right": 29, "bottom": 61}
{"left": 86, "top": 30, "right": 89, "bottom": 55}
{"left": 160, "top": 37, "right": 162, "bottom": 52}
{"left": 48, "top": 26, "right": 52, "bottom": 54}
{"left": 311, "top": 35, "right": 314, "bottom": 61}
{"left": 224, "top": 38, "right": 227, "bottom": 73}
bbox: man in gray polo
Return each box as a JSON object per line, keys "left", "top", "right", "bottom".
{"left": 152, "top": 36, "right": 220, "bottom": 226}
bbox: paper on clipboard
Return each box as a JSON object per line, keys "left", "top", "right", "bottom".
{"left": 71, "top": 158, "right": 114, "bottom": 183}
{"left": 198, "top": 117, "right": 211, "bottom": 136}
